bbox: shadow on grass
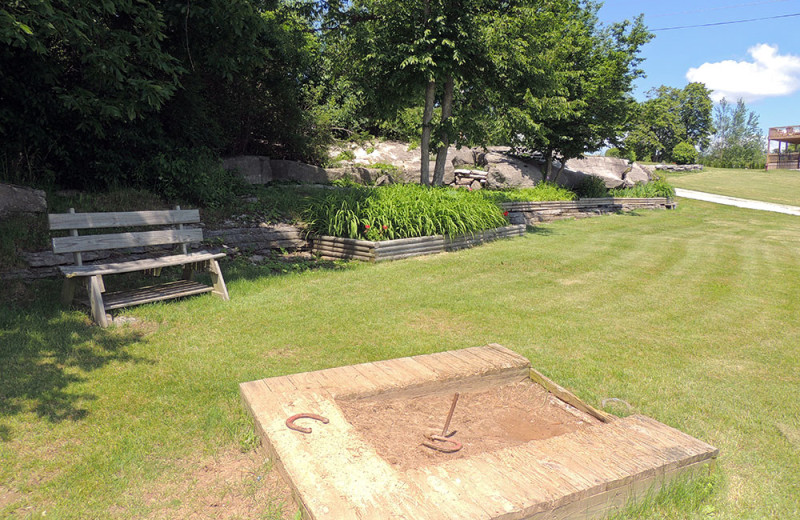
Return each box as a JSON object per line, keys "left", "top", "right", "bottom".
{"left": 219, "top": 252, "right": 353, "bottom": 283}
{"left": 525, "top": 225, "right": 555, "bottom": 236}
{"left": 0, "top": 279, "right": 150, "bottom": 439}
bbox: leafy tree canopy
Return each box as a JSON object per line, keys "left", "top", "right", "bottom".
{"left": 624, "top": 82, "right": 713, "bottom": 163}
{"left": 700, "top": 98, "right": 765, "bottom": 169}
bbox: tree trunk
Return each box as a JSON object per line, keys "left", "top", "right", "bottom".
{"left": 432, "top": 75, "right": 455, "bottom": 186}
{"left": 551, "top": 157, "right": 567, "bottom": 184}
{"left": 545, "top": 149, "right": 553, "bottom": 182}
{"left": 420, "top": 80, "right": 436, "bottom": 186}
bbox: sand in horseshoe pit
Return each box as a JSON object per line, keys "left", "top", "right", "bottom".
{"left": 337, "top": 380, "right": 602, "bottom": 471}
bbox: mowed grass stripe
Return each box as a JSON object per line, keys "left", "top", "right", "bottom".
{"left": 1, "top": 198, "right": 799, "bottom": 518}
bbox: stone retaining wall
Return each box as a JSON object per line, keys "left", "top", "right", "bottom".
{"left": 3, "top": 198, "right": 673, "bottom": 280}
{"left": 2, "top": 223, "right": 308, "bottom": 281}
{"left": 502, "top": 197, "right": 675, "bottom": 225}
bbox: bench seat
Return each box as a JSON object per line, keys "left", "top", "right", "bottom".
{"left": 59, "top": 251, "right": 226, "bottom": 278}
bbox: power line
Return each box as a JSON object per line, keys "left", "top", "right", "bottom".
{"left": 652, "top": 12, "right": 800, "bottom": 31}
{"left": 649, "top": 0, "right": 795, "bottom": 19}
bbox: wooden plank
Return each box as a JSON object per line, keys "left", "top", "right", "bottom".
{"left": 311, "top": 241, "right": 374, "bottom": 254}
{"left": 372, "top": 235, "right": 444, "bottom": 249}
{"left": 316, "top": 364, "right": 382, "bottom": 397}
{"left": 90, "top": 280, "right": 213, "bottom": 310}
{"left": 52, "top": 228, "right": 204, "bottom": 254}
{"left": 375, "top": 250, "right": 445, "bottom": 262}
{"left": 529, "top": 367, "right": 615, "bottom": 423}
{"left": 374, "top": 244, "right": 444, "bottom": 259}
{"left": 484, "top": 343, "right": 533, "bottom": 366}
{"left": 48, "top": 209, "right": 200, "bottom": 230}
{"left": 59, "top": 251, "right": 225, "bottom": 277}
{"left": 312, "top": 235, "right": 376, "bottom": 248}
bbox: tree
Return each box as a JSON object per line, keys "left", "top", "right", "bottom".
{"left": 625, "top": 82, "right": 714, "bottom": 162}
{"left": 701, "top": 98, "right": 765, "bottom": 168}
{"left": 1, "top": 0, "right": 323, "bottom": 190}
{"left": 325, "top": 0, "right": 650, "bottom": 185}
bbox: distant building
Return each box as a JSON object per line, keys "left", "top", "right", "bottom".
{"left": 767, "top": 126, "right": 800, "bottom": 170}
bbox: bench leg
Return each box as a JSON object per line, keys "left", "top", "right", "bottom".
{"left": 182, "top": 263, "right": 195, "bottom": 281}
{"left": 207, "top": 259, "right": 229, "bottom": 301}
{"left": 87, "top": 275, "right": 109, "bottom": 327}
{"left": 61, "top": 278, "right": 76, "bottom": 306}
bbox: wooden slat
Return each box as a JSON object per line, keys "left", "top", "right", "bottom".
{"left": 78, "top": 280, "right": 213, "bottom": 310}
{"left": 529, "top": 367, "right": 615, "bottom": 423}
{"left": 52, "top": 228, "right": 204, "bottom": 254}
{"left": 48, "top": 209, "right": 200, "bottom": 230}
{"left": 59, "top": 251, "right": 225, "bottom": 277}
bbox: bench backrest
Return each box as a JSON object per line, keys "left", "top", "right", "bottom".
{"left": 49, "top": 207, "right": 202, "bottom": 264}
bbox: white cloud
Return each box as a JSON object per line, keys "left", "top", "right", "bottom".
{"left": 686, "top": 44, "right": 800, "bottom": 102}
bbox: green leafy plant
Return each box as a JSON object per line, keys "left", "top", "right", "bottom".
{"left": 303, "top": 184, "right": 507, "bottom": 240}
{"left": 573, "top": 176, "right": 609, "bottom": 199}
{"left": 334, "top": 150, "right": 356, "bottom": 162}
{"left": 610, "top": 176, "right": 675, "bottom": 198}
{"left": 480, "top": 182, "right": 577, "bottom": 203}
{"left": 672, "top": 142, "right": 698, "bottom": 165}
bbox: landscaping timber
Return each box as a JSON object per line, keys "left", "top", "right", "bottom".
{"left": 312, "top": 224, "right": 526, "bottom": 262}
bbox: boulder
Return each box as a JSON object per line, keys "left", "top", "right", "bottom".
{"left": 483, "top": 152, "right": 543, "bottom": 188}
{"left": 222, "top": 156, "right": 272, "bottom": 184}
{"left": 0, "top": 183, "right": 47, "bottom": 217}
{"left": 564, "top": 156, "right": 652, "bottom": 188}
{"left": 270, "top": 160, "right": 330, "bottom": 184}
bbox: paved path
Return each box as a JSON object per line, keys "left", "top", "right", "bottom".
{"left": 674, "top": 188, "right": 800, "bottom": 216}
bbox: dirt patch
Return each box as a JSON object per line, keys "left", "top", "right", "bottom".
{"left": 338, "top": 381, "right": 601, "bottom": 471}
{"left": 145, "top": 446, "right": 297, "bottom": 520}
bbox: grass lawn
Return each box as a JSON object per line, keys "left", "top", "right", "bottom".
{"left": 668, "top": 167, "right": 800, "bottom": 206}
{"left": 2, "top": 199, "right": 800, "bottom": 519}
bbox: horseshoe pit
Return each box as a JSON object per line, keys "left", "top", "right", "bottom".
{"left": 240, "top": 344, "right": 718, "bottom": 519}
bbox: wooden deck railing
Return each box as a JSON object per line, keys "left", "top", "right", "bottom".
{"left": 766, "top": 152, "right": 800, "bottom": 170}
{"left": 769, "top": 126, "right": 800, "bottom": 140}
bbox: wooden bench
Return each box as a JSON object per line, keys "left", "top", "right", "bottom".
{"left": 49, "top": 207, "right": 229, "bottom": 327}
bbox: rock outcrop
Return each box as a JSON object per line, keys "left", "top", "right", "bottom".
{"left": 222, "top": 142, "right": 654, "bottom": 189}
{"left": 0, "top": 183, "right": 47, "bottom": 217}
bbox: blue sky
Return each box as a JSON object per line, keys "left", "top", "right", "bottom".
{"left": 597, "top": 0, "right": 800, "bottom": 134}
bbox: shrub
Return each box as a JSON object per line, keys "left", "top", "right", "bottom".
{"left": 573, "top": 176, "right": 609, "bottom": 199}
{"left": 672, "top": 142, "right": 698, "bottom": 165}
{"left": 136, "top": 148, "right": 246, "bottom": 208}
{"left": 303, "top": 184, "right": 507, "bottom": 240}
{"left": 480, "top": 182, "right": 576, "bottom": 203}
{"left": 609, "top": 177, "right": 675, "bottom": 198}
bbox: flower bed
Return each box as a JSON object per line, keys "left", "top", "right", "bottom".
{"left": 312, "top": 224, "right": 526, "bottom": 262}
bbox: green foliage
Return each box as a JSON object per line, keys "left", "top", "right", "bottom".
{"left": 480, "top": 183, "right": 577, "bottom": 203}
{"left": 625, "top": 83, "right": 714, "bottom": 163}
{"left": 136, "top": 148, "right": 246, "bottom": 208}
{"left": 0, "top": 0, "right": 326, "bottom": 191}
{"left": 334, "top": 150, "right": 356, "bottom": 162}
{"left": 699, "top": 98, "right": 765, "bottom": 169}
{"left": 573, "top": 176, "right": 610, "bottom": 199}
{"left": 303, "top": 184, "right": 507, "bottom": 240}
{"left": 369, "top": 162, "right": 400, "bottom": 176}
{"left": 610, "top": 177, "right": 675, "bottom": 198}
{"left": 672, "top": 142, "right": 698, "bottom": 165}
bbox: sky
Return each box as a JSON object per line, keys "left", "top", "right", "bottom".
{"left": 597, "top": 0, "right": 800, "bottom": 135}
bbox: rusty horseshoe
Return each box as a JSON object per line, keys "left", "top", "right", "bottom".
{"left": 286, "top": 413, "right": 329, "bottom": 434}
{"left": 422, "top": 434, "right": 463, "bottom": 453}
